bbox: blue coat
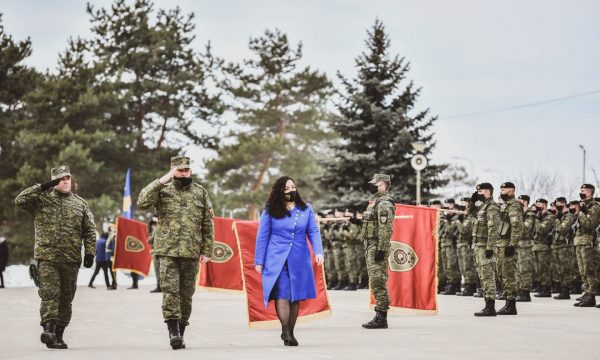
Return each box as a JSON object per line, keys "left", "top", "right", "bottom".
{"left": 95, "top": 236, "right": 107, "bottom": 263}
{"left": 255, "top": 203, "right": 323, "bottom": 308}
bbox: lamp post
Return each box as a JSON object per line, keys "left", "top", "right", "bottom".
{"left": 411, "top": 141, "right": 427, "bottom": 205}
{"left": 579, "top": 144, "right": 586, "bottom": 183}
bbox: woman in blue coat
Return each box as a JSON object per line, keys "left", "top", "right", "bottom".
{"left": 254, "top": 176, "right": 324, "bottom": 347}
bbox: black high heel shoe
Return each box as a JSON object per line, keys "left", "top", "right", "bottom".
{"left": 281, "top": 331, "right": 295, "bottom": 346}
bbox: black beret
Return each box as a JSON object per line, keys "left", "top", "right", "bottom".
{"left": 444, "top": 199, "right": 455, "bottom": 204}
{"left": 429, "top": 200, "right": 442, "bottom": 205}
{"left": 594, "top": 197, "right": 600, "bottom": 202}
{"left": 476, "top": 183, "right": 494, "bottom": 190}
{"left": 581, "top": 184, "right": 595, "bottom": 191}
{"left": 500, "top": 182, "right": 515, "bottom": 189}
{"left": 518, "top": 195, "right": 530, "bottom": 202}
{"left": 555, "top": 197, "right": 567, "bottom": 203}
{"left": 569, "top": 200, "right": 580, "bottom": 206}
{"left": 460, "top": 197, "right": 470, "bottom": 202}
{"left": 536, "top": 198, "right": 548, "bottom": 204}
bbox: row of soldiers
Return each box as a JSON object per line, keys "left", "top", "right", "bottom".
{"left": 435, "top": 182, "right": 600, "bottom": 316}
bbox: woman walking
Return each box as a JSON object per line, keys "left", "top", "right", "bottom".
{"left": 254, "top": 176, "right": 324, "bottom": 346}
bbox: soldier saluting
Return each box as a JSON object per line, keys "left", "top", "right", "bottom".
{"left": 15, "top": 165, "right": 96, "bottom": 349}
{"left": 137, "top": 156, "right": 214, "bottom": 350}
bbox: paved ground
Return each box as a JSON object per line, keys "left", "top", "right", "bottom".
{"left": 0, "top": 285, "right": 598, "bottom": 360}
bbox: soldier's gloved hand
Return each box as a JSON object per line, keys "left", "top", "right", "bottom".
{"left": 374, "top": 250, "right": 386, "bottom": 262}
{"left": 485, "top": 250, "right": 494, "bottom": 258}
{"left": 580, "top": 202, "right": 588, "bottom": 213}
{"left": 40, "top": 178, "right": 62, "bottom": 191}
{"left": 504, "top": 246, "right": 515, "bottom": 257}
{"left": 470, "top": 191, "right": 479, "bottom": 203}
{"left": 83, "top": 254, "right": 94, "bottom": 268}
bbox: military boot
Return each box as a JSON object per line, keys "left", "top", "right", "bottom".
{"left": 327, "top": 280, "right": 338, "bottom": 290}
{"left": 166, "top": 319, "right": 183, "bottom": 350}
{"left": 553, "top": 286, "right": 571, "bottom": 300}
{"left": 515, "top": 289, "right": 531, "bottom": 302}
{"left": 437, "top": 280, "right": 447, "bottom": 294}
{"left": 497, "top": 299, "right": 517, "bottom": 315}
{"left": 551, "top": 282, "right": 561, "bottom": 293}
{"left": 474, "top": 298, "right": 497, "bottom": 317}
{"left": 459, "top": 283, "right": 475, "bottom": 296}
{"left": 179, "top": 323, "right": 186, "bottom": 349}
{"left": 441, "top": 283, "right": 459, "bottom": 295}
{"left": 47, "top": 325, "right": 68, "bottom": 349}
{"left": 333, "top": 280, "right": 347, "bottom": 291}
{"left": 362, "top": 310, "right": 388, "bottom": 329}
{"left": 570, "top": 282, "right": 583, "bottom": 295}
{"left": 357, "top": 279, "right": 369, "bottom": 289}
{"left": 534, "top": 286, "right": 551, "bottom": 298}
{"left": 574, "top": 293, "right": 596, "bottom": 307}
{"left": 150, "top": 285, "right": 162, "bottom": 293}
{"left": 40, "top": 320, "right": 57, "bottom": 347}
{"left": 343, "top": 283, "right": 357, "bottom": 291}
{"left": 532, "top": 281, "right": 541, "bottom": 293}
{"left": 473, "top": 287, "right": 484, "bottom": 298}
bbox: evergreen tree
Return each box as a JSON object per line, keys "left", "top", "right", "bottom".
{"left": 206, "top": 29, "right": 332, "bottom": 219}
{"left": 322, "top": 20, "right": 446, "bottom": 209}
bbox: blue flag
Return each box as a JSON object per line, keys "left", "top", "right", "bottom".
{"left": 122, "top": 168, "right": 133, "bottom": 219}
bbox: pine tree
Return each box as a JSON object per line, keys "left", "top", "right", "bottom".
{"left": 322, "top": 20, "right": 447, "bottom": 209}
{"left": 206, "top": 29, "right": 332, "bottom": 219}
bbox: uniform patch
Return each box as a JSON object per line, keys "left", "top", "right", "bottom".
{"left": 380, "top": 209, "right": 390, "bottom": 224}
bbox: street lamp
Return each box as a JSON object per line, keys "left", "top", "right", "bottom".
{"left": 411, "top": 141, "right": 427, "bottom": 205}
{"left": 579, "top": 144, "right": 586, "bottom": 183}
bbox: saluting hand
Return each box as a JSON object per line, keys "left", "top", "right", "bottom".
{"left": 315, "top": 254, "right": 324, "bottom": 265}
{"left": 159, "top": 168, "right": 177, "bottom": 185}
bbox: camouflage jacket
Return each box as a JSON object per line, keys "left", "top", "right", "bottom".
{"left": 15, "top": 184, "right": 96, "bottom": 263}
{"left": 440, "top": 214, "right": 460, "bottom": 247}
{"left": 498, "top": 197, "right": 523, "bottom": 247}
{"left": 362, "top": 191, "right": 395, "bottom": 251}
{"left": 456, "top": 214, "right": 473, "bottom": 248}
{"left": 520, "top": 208, "right": 536, "bottom": 248}
{"left": 320, "top": 223, "right": 331, "bottom": 248}
{"left": 574, "top": 198, "right": 600, "bottom": 246}
{"left": 553, "top": 212, "right": 575, "bottom": 248}
{"left": 471, "top": 198, "right": 500, "bottom": 251}
{"left": 533, "top": 212, "right": 555, "bottom": 251}
{"left": 137, "top": 179, "right": 214, "bottom": 259}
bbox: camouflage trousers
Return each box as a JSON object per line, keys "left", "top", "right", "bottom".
{"left": 323, "top": 247, "right": 338, "bottom": 285}
{"left": 356, "top": 243, "right": 368, "bottom": 284}
{"left": 552, "top": 247, "right": 574, "bottom": 286}
{"left": 474, "top": 245, "right": 497, "bottom": 300}
{"left": 342, "top": 242, "right": 359, "bottom": 284}
{"left": 440, "top": 244, "right": 461, "bottom": 283}
{"left": 532, "top": 249, "right": 552, "bottom": 286}
{"left": 37, "top": 261, "right": 79, "bottom": 327}
{"left": 575, "top": 244, "right": 600, "bottom": 295}
{"left": 496, "top": 246, "right": 517, "bottom": 300}
{"left": 160, "top": 256, "right": 198, "bottom": 326}
{"left": 332, "top": 241, "right": 348, "bottom": 283}
{"left": 153, "top": 255, "right": 161, "bottom": 288}
{"left": 437, "top": 243, "right": 446, "bottom": 285}
{"left": 365, "top": 241, "right": 390, "bottom": 312}
{"left": 516, "top": 245, "right": 533, "bottom": 291}
{"left": 456, "top": 244, "right": 477, "bottom": 284}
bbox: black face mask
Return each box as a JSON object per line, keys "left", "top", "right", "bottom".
{"left": 569, "top": 208, "right": 577, "bottom": 214}
{"left": 173, "top": 176, "right": 192, "bottom": 188}
{"left": 284, "top": 191, "right": 297, "bottom": 202}
{"left": 549, "top": 209, "right": 557, "bottom": 215}
{"left": 580, "top": 193, "right": 587, "bottom": 200}
{"left": 500, "top": 193, "right": 510, "bottom": 202}
{"left": 475, "top": 193, "right": 486, "bottom": 202}
{"left": 556, "top": 205, "right": 564, "bottom": 212}
{"left": 368, "top": 184, "right": 379, "bottom": 195}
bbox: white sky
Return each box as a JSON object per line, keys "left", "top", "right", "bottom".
{"left": 2, "top": 0, "right": 599, "bottom": 198}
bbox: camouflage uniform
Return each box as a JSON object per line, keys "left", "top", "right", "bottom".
{"left": 137, "top": 157, "right": 214, "bottom": 327}
{"left": 532, "top": 211, "right": 555, "bottom": 289}
{"left": 331, "top": 223, "right": 348, "bottom": 288}
{"left": 517, "top": 207, "right": 536, "bottom": 292}
{"left": 471, "top": 198, "right": 500, "bottom": 300}
{"left": 15, "top": 166, "right": 96, "bottom": 331}
{"left": 342, "top": 222, "right": 360, "bottom": 287}
{"left": 148, "top": 227, "right": 161, "bottom": 290}
{"left": 573, "top": 197, "right": 600, "bottom": 297}
{"left": 456, "top": 213, "right": 477, "bottom": 288}
{"left": 551, "top": 211, "right": 576, "bottom": 293}
{"left": 439, "top": 213, "right": 461, "bottom": 293}
{"left": 321, "top": 222, "right": 338, "bottom": 288}
{"left": 497, "top": 195, "right": 523, "bottom": 301}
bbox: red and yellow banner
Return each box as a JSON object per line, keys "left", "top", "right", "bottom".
{"left": 198, "top": 217, "right": 243, "bottom": 292}
{"left": 234, "top": 220, "right": 331, "bottom": 328}
{"left": 370, "top": 204, "right": 438, "bottom": 314}
{"left": 113, "top": 216, "right": 152, "bottom": 276}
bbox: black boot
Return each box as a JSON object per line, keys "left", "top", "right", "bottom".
{"left": 40, "top": 320, "right": 57, "bottom": 347}
{"left": 574, "top": 293, "right": 596, "bottom": 307}
{"left": 437, "top": 280, "right": 447, "bottom": 294}
{"left": 473, "top": 287, "right": 484, "bottom": 298}
{"left": 551, "top": 282, "right": 561, "bottom": 293}
{"left": 532, "top": 280, "right": 541, "bottom": 293}
{"left": 47, "top": 325, "right": 68, "bottom": 349}
{"left": 357, "top": 279, "right": 368, "bottom": 290}
{"left": 515, "top": 289, "right": 531, "bottom": 302}
{"left": 459, "top": 283, "right": 475, "bottom": 296}
{"left": 442, "top": 282, "right": 459, "bottom": 295}
{"left": 343, "top": 283, "right": 357, "bottom": 291}
{"left": 570, "top": 282, "right": 583, "bottom": 295}
{"left": 534, "top": 285, "right": 551, "bottom": 298}
{"left": 497, "top": 299, "right": 517, "bottom": 315}
{"left": 474, "top": 298, "right": 497, "bottom": 317}
{"left": 554, "top": 286, "right": 571, "bottom": 300}
{"left": 179, "top": 323, "right": 186, "bottom": 349}
{"left": 166, "top": 319, "right": 183, "bottom": 350}
{"left": 362, "top": 310, "right": 388, "bottom": 329}
{"left": 333, "top": 280, "right": 347, "bottom": 290}
{"left": 327, "top": 280, "right": 337, "bottom": 290}
{"left": 150, "top": 285, "right": 162, "bottom": 293}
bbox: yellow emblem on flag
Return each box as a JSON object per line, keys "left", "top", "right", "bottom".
{"left": 211, "top": 241, "right": 234, "bottom": 263}
{"left": 388, "top": 241, "right": 418, "bottom": 272}
{"left": 125, "top": 235, "right": 145, "bottom": 253}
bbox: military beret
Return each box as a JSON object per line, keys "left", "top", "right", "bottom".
{"left": 444, "top": 199, "right": 455, "bottom": 204}
{"left": 569, "top": 200, "right": 580, "bottom": 206}
{"left": 555, "top": 197, "right": 567, "bottom": 203}
{"left": 594, "top": 197, "right": 600, "bottom": 202}
{"left": 581, "top": 184, "right": 595, "bottom": 191}
{"left": 368, "top": 173, "right": 391, "bottom": 184}
{"left": 536, "top": 198, "right": 548, "bottom": 204}
{"left": 518, "top": 195, "right": 530, "bottom": 202}
{"left": 460, "top": 197, "right": 470, "bottom": 202}
{"left": 476, "top": 182, "right": 494, "bottom": 190}
{"left": 500, "top": 182, "right": 515, "bottom": 189}
{"left": 51, "top": 165, "right": 71, "bottom": 180}
{"left": 171, "top": 156, "right": 191, "bottom": 170}
{"left": 429, "top": 200, "right": 442, "bottom": 205}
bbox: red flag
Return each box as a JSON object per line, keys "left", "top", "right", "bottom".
{"left": 370, "top": 204, "right": 439, "bottom": 313}
{"left": 198, "top": 217, "right": 243, "bottom": 292}
{"left": 113, "top": 216, "right": 152, "bottom": 276}
{"left": 234, "top": 220, "right": 331, "bottom": 328}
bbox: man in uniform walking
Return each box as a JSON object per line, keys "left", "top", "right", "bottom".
{"left": 469, "top": 183, "right": 500, "bottom": 317}
{"left": 532, "top": 199, "right": 555, "bottom": 298}
{"left": 137, "top": 156, "right": 214, "bottom": 350}
{"left": 496, "top": 182, "right": 523, "bottom": 315}
{"left": 516, "top": 195, "right": 536, "bottom": 302}
{"left": 15, "top": 165, "right": 96, "bottom": 349}
{"left": 361, "top": 174, "right": 395, "bottom": 329}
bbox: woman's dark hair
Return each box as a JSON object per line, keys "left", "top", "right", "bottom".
{"left": 265, "top": 176, "right": 307, "bottom": 219}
